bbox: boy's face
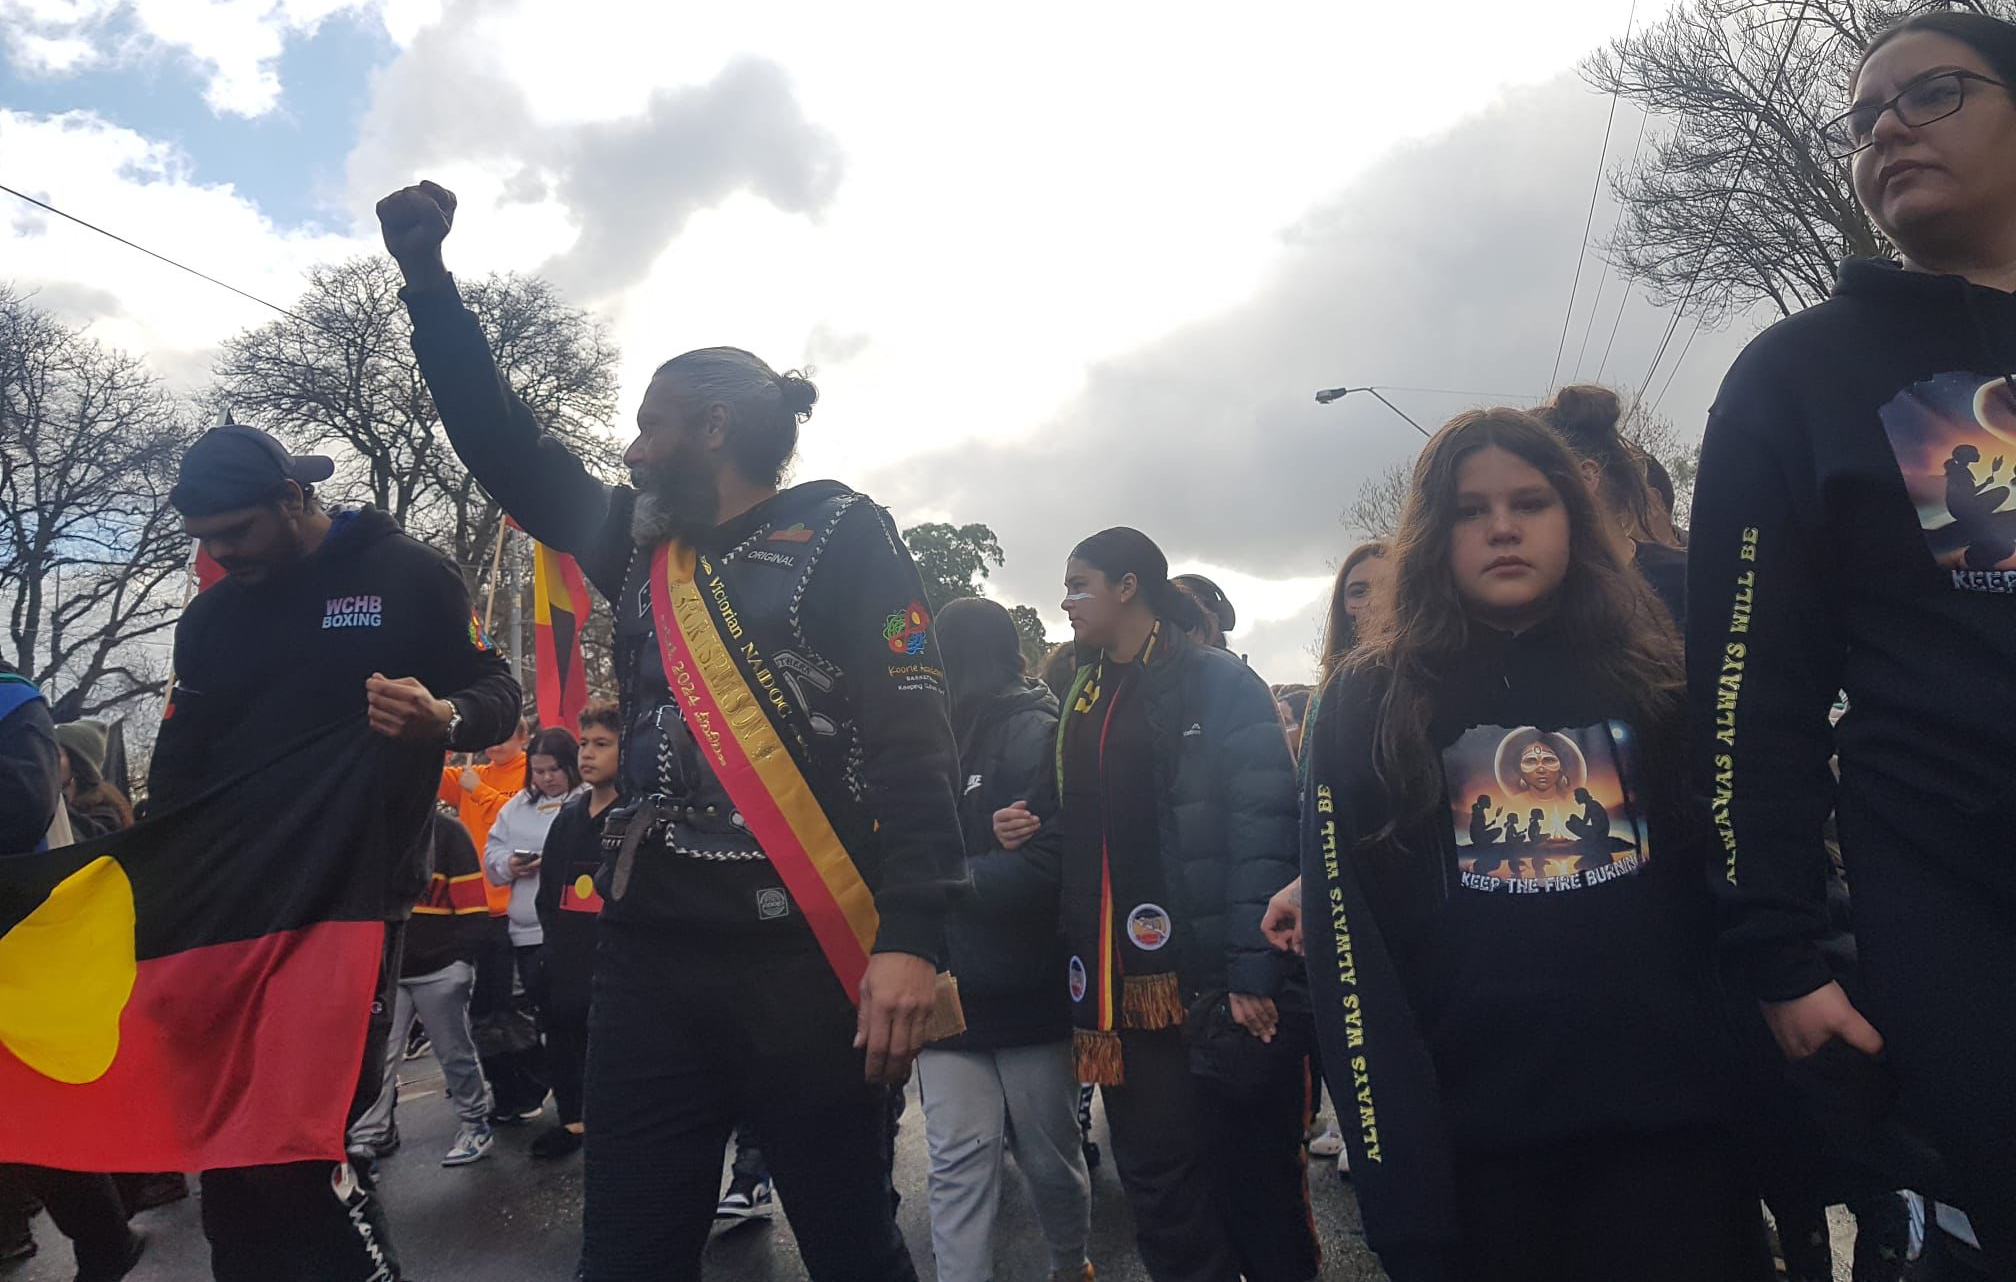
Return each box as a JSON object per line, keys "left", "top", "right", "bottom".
{"left": 578, "top": 724, "right": 621, "bottom": 787}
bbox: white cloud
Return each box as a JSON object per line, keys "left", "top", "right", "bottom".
{"left": 1, "top": 0, "right": 376, "bottom": 115}
{"left": 0, "top": 109, "right": 362, "bottom": 381}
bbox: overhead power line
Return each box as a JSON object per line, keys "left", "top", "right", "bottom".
{"left": 1548, "top": 0, "right": 1638, "bottom": 394}
{"left": 1, "top": 180, "right": 314, "bottom": 330}
{"left": 1631, "top": 0, "right": 1814, "bottom": 409}
{"left": 1571, "top": 108, "right": 1649, "bottom": 381}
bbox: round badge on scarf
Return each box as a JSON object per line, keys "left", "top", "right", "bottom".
{"left": 1068, "top": 955, "right": 1088, "bottom": 1003}
{"left": 1126, "top": 903, "right": 1171, "bottom": 951}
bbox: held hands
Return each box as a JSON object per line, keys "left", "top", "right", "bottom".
{"left": 993, "top": 800, "right": 1041, "bottom": 851}
{"left": 365, "top": 673, "right": 454, "bottom": 743}
{"left": 375, "top": 180, "right": 457, "bottom": 287}
{"left": 1762, "top": 980, "right": 1885, "bottom": 1061}
{"left": 1229, "top": 993, "right": 1279, "bottom": 1044}
{"left": 855, "top": 952, "right": 938, "bottom": 1085}
{"left": 1262, "top": 876, "right": 1304, "bottom": 956}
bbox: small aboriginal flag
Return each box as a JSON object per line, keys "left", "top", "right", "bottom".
{"left": 0, "top": 719, "right": 398, "bottom": 1172}
{"left": 532, "top": 538, "right": 592, "bottom": 731}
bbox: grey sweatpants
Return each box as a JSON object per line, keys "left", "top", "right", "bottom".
{"left": 349, "top": 960, "right": 492, "bottom": 1147}
{"left": 917, "top": 1041, "right": 1091, "bottom": 1280}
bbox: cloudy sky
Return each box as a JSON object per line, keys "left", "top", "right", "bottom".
{"left": 2, "top": 0, "right": 1774, "bottom": 681}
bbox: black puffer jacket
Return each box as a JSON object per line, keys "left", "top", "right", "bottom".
{"left": 939, "top": 680, "right": 1067, "bottom": 1051}
{"left": 1034, "top": 627, "right": 1300, "bottom": 1001}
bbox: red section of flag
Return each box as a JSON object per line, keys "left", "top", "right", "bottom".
{"left": 559, "top": 872, "right": 605, "bottom": 915}
{"left": 0, "top": 919, "right": 381, "bottom": 1172}
{"left": 532, "top": 541, "right": 592, "bottom": 730}
{"left": 193, "top": 544, "right": 227, "bottom": 593}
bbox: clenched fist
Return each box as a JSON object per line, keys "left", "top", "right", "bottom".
{"left": 376, "top": 180, "right": 458, "bottom": 287}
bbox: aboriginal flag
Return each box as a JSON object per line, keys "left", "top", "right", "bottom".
{"left": 0, "top": 718, "right": 397, "bottom": 1173}
{"left": 532, "top": 536, "right": 591, "bottom": 730}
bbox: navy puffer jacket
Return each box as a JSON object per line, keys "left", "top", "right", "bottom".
{"left": 1035, "top": 627, "right": 1300, "bottom": 1000}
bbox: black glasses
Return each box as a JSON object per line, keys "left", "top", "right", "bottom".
{"left": 1819, "top": 70, "right": 2008, "bottom": 159}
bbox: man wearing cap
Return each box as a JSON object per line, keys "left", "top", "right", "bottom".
{"left": 151, "top": 422, "right": 521, "bottom": 1282}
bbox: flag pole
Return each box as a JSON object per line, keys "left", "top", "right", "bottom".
{"left": 482, "top": 518, "right": 508, "bottom": 634}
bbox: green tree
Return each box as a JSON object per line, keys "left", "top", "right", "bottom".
{"left": 902, "top": 522, "right": 1005, "bottom": 610}
{"left": 1009, "top": 604, "right": 1053, "bottom": 674}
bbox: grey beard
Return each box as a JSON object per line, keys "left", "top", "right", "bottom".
{"left": 630, "top": 489, "right": 683, "bottom": 548}
{"left": 628, "top": 463, "right": 719, "bottom": 548}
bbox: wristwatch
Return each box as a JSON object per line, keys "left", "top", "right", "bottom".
{"left": 443, "top": 701, "right": 464, "bottom": 746}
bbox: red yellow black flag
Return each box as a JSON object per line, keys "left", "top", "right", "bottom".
{"left": 531, "top": 537, "right": 591, "bottom": 731}
{"left": 0, "top": 719, "right": 398, "bottom": 1172}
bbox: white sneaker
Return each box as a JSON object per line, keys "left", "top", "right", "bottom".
{"left": 442, "top": 1123, "right": 494, "bottom": 1167}
{"left": 1309, "top": 1121, "right": 1345, "bottom": 1158}
{"left": 714, "top": 1178, "right": 775, "bottom": 1221}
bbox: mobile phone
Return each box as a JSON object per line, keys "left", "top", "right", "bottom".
{"left": 514, "top": 849, "right": 543, "bottom": 866}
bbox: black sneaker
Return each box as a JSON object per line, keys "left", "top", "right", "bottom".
{"left": 403, "top": 1024, "right": 431, "bottom": 1062}
{"left": 76, "top": 1229, "right": 144, "bottom": 1282}
{"left": 347, "top": 1126, "right": 401, "bottom": 1162}
{"left": 529, "top": 1126, "right": 583, "bottom": 1160}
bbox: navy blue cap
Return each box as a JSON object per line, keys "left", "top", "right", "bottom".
{"left": 170, "top": 423, "right": 335, "bottom": 517}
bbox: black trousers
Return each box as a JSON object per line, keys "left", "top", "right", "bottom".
{"left": 1445, "top": 1131, "right": 1772, "bottom": 1282}
{"left": 1840, "top": 773, "right": 2016, "bottom": 1273}
{"left": 472, "top": 933, "right": 548, "bottom": 1114}
{"left": 1101, "top": 1028, "right": 1242, "bottom": 1282}
{"left": 201, "top": 923, "right": 404, "bottom": 1282}
{"left": 1197, "top": 1059, "right": 1322, "bottom": 1281}
{"left": 578, "top": 925, "right": 915, "bottom": 1282}
{"left": 1, "top": 1166, "right": 133, "bottom": 1279}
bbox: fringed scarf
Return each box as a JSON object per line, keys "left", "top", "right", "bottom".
{"left": 1059, "top": 623, "right": 1184, "bottom": 1085}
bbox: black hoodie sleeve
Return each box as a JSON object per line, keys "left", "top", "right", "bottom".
{"left": 965, "top": 703, "right": 1063, "bottom": 918}
{"left": 401, "top": 278, "right": 631, "bottom": 597}
{"left": 804, "top": 501, "right": 968, "bottom": 962}
{"left": 1301, "top": 674, "right": 1458, "bottom": 1282}
{"left": 1685, "top": 349, "right": 1844, "bottom": 1003}
{"left": 1214, "top": 654, "right": 1301, "bottom": 998}
{"left": 417, "top": 552, "right": 523, "bottom": 754}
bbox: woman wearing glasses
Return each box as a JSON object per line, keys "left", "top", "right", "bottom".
{"left": 1686, "top": 10, "right": 2016, "bottom": 1271}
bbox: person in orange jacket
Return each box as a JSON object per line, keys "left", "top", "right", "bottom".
{"left": 439, "top": 717, "right": 531, "bottom": 914}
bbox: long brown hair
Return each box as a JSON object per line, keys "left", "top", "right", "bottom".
{"left": 1319, "top": 540, "right": 1389, "bottom": 683}
{"left": 1348, "top": 408, "right": 1683, "bottom": 834}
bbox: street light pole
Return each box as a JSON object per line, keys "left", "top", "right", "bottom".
{"left": 1313, "top": 385, "right": 1430, "bottom": 438}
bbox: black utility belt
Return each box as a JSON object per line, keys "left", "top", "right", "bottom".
{"left": 601, "top": 801, "right": 767, "bottom": 866}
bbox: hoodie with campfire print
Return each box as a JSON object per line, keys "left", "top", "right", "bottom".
{"left": 1686, "top": 260, "right": 2016, "bottom": 1003}
{"left": 1301, "top": 618, "right": 1727, "bottom": 1273}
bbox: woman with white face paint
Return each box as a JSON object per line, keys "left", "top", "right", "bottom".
{"left": 1686, "top": 11, "right": 2016, "bottom": 1269}
{"left": 995, "top": 527, "right": 1314, "bottom": 1282}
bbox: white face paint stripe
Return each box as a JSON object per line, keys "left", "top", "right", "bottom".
{"left": 1062, "top": 593, "right": 1095, "bottom": 603}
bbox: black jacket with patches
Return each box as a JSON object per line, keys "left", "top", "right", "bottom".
{"left": 1686, "top": 259, "right": 2016, "bottom": 1002}
{"left": 1301, "top": 621, "right": 1729, "bottom": 1280}
{"left": 1028, "top": 626, "right": 1299, "bottom": 1002}
{"left": 149, "top": 507, "right": 522, "bottom": 910}
{"left": 403, "top": 277, "right": 966, "bottom": 961}
{"left": 939, "top": 680, "right": 1068, "bottom": 1051}
{"left": 403, "top": 813, "right": 494, "bottom": 978}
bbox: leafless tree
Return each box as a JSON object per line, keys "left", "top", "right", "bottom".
{"left": 1344, "top": 462, "right": 1413, "bottom": 540}
{"left": 210, "top": 257, "right": 625, "bottom": 601}
{"left": 1585, "top": 0, "right": 2012, "bottom": 325}
{"left": 0, "top": 286, "right": 201, "bottom": 719}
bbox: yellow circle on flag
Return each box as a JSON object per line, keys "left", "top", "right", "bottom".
{"left": 573, "top": 875, "right": 595, "bottom": 900}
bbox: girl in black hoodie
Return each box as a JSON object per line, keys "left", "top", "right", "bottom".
{"left": 1686, "top": 13, "right": 2016, "bottom": 1268}
{"left": 916, "top": 596, "right": 1091, "bottom": 1282}
{"left": 1302, "top": 408, "right": 1769, "bottom": 1282}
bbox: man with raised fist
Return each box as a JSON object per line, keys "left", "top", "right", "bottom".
{"left": 378, "top": 180, "right": 967, "bottom": 1282}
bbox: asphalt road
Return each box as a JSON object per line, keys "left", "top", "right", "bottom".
{"left": 10, "top": 1056, "right": 1391, "bottom": 1280}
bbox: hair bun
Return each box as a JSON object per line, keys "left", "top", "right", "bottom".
{"left": 778, "top": 370, "right": 819, "bottom": 420}
{"left": 1539, "top": 383, "right": 1623, "bottom": 451}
